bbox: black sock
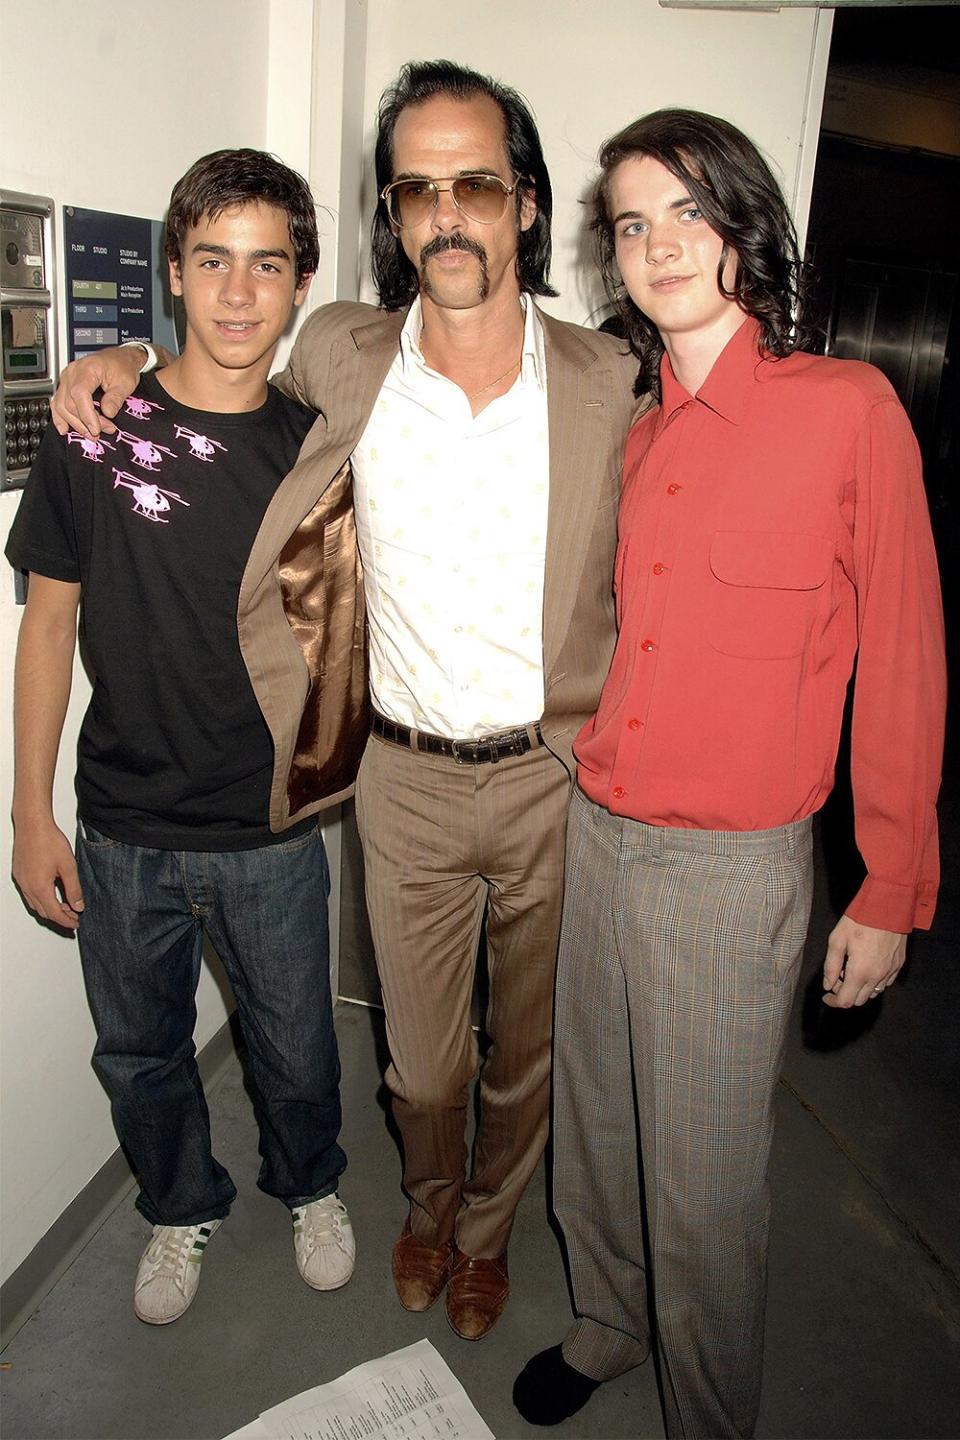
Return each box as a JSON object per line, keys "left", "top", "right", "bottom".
{"left": 513, "top": 1345, "right": 601, "bottom": 1426}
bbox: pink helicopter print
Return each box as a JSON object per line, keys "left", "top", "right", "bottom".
{"left": 114, "top": 429, "right": 178, "bottom": 472}
{"left": 123, "top": 395, "right": 165, "bottom": 421}
{"left": 112, "top": 468, "right": 189, "bottom": 523}
{"left": 174, "top": 425, "right": 228, "bottom": 462}
{"left": 67, "top": 431, "right": 116, "bottom": 463}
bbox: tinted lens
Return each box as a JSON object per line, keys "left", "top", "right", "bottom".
{"left": 450, "top": 175, "right": 509, "bottom": 222}
{"left": 386, "top": 175, "right": 510, "bottom": 227}
{"left": 389, "top": 180, "right": 438, "bottom": 227}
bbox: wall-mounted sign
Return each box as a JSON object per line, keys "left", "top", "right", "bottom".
{"left": 63, "top": 207, "right": 178, "bottom": 362}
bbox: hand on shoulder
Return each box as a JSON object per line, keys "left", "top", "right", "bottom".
{"left": 50, "top": 347, "right": 145, "bottom": 439}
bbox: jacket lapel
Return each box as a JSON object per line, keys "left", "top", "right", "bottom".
{"left": 540, "top": 308, "right": 620, "bottom": 674}
{"left": 322, "top": 310, "right": 406, "bottom": 452}
{"left": 241, "top": 310, "right": 404, "bottom": 598}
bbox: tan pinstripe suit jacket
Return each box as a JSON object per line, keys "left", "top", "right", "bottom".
{"left": 237, "top": 300, "right": 640, "bottom": 832}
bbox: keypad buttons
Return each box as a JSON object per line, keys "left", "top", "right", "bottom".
{"left": 3, "top": 394, "right": 51, "bottom": 476}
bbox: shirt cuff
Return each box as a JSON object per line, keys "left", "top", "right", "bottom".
{"left": 845, "top": 875, "right": 938, "bottom": 933}
{"left": 119, "top": 340, "right": 158, "bottom": 374}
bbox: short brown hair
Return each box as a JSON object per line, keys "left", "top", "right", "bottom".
{"left": 165, "top": 149, "right": 319, "bottom": 285}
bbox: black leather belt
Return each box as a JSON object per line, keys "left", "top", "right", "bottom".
{"left": 372, "top": 710, "right": 543, "bottom": 764}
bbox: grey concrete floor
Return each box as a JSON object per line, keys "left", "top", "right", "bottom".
{"left": 2, "top": 856, "right": 959, "bottom": 1440}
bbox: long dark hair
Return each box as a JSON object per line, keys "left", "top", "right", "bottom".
{"left": 372, "top": 59, "right": 557, "bottom": 311}
{"left": 165, "top": 149, "right": 319, "bottom": 284}
{"left": 592, "top": 109, "right": 817, "bottom": 398}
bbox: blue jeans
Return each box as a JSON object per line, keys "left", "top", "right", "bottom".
{"left": 75, "top": 819, "right": 345, "bottom": 1226}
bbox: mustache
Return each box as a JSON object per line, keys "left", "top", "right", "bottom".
{"left": 419, "top": 233, "right": 488, "bottom": 265}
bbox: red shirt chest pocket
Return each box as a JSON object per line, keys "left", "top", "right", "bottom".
{"left": 707, "top": 530, "right": 833, "bottom": 659}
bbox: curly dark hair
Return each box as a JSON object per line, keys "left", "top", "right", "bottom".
{"left": 591, "top": 109, "right": 817, "bottom": 398}
{"left": 372, "top": 59, "right": 557, "bottom": 311}
{"left": 165, "top": 148, "right": 319, "bottom": 286}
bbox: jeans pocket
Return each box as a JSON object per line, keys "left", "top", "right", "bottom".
{"left": 272, "top": 818, "right": 323, "bottom": 856}
{"left": 77, "top": 820, "right": 122, "bottom": 850}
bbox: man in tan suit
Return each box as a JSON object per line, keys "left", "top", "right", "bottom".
{"left": 52, "top": 59, "right": 638, "bottom": 1340}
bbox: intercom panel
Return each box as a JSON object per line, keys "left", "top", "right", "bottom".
{"left": 2, "top": 191, "right": 58, "bottom": 491}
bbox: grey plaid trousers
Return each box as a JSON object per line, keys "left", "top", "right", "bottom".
{"left": 554, "top": 787, "right": 813, "bottom": 1439}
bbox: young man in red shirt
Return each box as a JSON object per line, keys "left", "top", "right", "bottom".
{"left": 515, "top": 109, "right": 945, "bottom": 1438}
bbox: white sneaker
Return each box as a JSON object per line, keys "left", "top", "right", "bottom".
{"left": 292, "top": 1194, "right": 355, "bottom": 1291}
{"left": 133, "top": 1219, "right": 222, "bottom": 1324}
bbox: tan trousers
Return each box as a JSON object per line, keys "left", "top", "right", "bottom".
{"left": 554, "top": 788, "right": 813, "bottom": 1439}
{"left": 355, "top": 732, "right": 570, "bottom": 1258}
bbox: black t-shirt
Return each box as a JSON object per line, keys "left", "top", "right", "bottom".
{"left": 6, "top": 373, "right": 316, "bottom": 850}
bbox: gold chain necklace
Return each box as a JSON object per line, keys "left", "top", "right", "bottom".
{"left": 466, "top": 357, "right": 521, "bottom": 401}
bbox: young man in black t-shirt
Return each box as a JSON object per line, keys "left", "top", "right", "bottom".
{"left": 8, "top": 150, "right": 354, "bottom": 1324}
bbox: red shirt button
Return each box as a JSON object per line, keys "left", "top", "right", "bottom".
{"left": 666, "top": 483, "right": 682, "bottom": 496}
{"left": 641, "top": 639, "right": 656, "bottom": 652}
{"left": 612, "top": 786, "right": 625, "bottom": 800}
{"left": 628, "top": 717, "right": 641, "bottom": 731}
{"left": 652, "top": 562, "right": 665, "bottom": 575}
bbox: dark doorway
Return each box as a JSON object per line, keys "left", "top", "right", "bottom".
{"left": 806, "top": 6, "right": 959, "bottom": 560}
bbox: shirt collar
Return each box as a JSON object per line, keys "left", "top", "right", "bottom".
{"left": 399, "top": 294, "right": 426, "bottom": 370}
{"left": 399, "top": 293, "right": 546, "bottom": 391}
{"left": 658, "top": 316, "right": 764, "bottom": 427}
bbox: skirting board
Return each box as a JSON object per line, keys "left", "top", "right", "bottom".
{"left": 0, "top": 1014, "right": 240, "bottom": 1352}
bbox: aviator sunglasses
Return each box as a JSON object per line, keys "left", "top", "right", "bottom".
{"left": 380, "top": 173, "right": 520, "bottom": 228}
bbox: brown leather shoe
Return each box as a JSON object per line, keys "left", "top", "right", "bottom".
{"left": 391, "top": 1221, "right": 454, "bottom": 1312}
{"left": 445, "top": 1248, "right": 510, "bottom": 1340}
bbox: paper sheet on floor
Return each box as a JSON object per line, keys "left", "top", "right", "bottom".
{"left": 222, "top": 1338, "right": 495, "bottom": 1440}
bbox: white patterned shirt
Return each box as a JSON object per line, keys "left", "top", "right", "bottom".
{"left": 351, "top": 295, "right": 550, "bottom": 739}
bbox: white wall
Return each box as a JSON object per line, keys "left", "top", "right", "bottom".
{"left": 1, "top": 0, "right": 831, "bottom": 1290}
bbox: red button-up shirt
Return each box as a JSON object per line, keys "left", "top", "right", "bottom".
{"left": 575, "top": 318, "right": 945, "bottom": 932}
